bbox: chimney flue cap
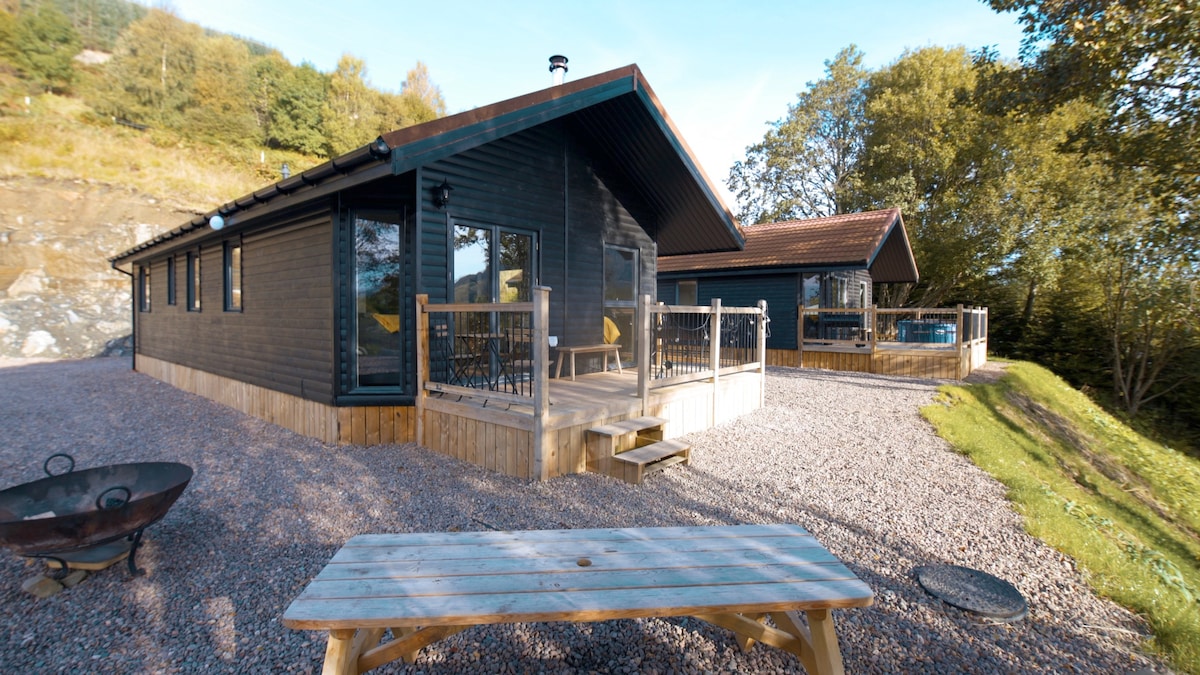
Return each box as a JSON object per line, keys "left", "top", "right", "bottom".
{"left": 549, "top": 55, "right": 569, "bottom": 72}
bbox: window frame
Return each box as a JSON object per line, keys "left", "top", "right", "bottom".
{"left": 138, "top": 265, "right": 150, "bottom": 312}
{"left": 187, "top": 249, "right": 201, "bottom": 311}
{"left": 223, "top": 238, "right": 242, "bottom": 312}
{"left": 676, "top": 279, "right": 697, "bottom": 306}
{"left": 166, "top": 256, "right": 176, "bottom": 306}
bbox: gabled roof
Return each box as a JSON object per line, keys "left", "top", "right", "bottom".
{"left": 657, "top": 208, "right": 919, "bottom": 283}
{"left": 112, "top": 64, "right": 742, "bottom": 263}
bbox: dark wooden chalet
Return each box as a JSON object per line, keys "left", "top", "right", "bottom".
{"left": 657, "top": 208, "right": 918, "bottom": 352}
{"left": 109, "top": 64, "right": 770, "bottom": 479}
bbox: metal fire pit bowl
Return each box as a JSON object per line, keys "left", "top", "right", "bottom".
{"left": 0, "top": 454, "right": 193, "bottom": 576}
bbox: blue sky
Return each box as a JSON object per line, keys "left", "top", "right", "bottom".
{"left": 163, "top": 0, "right": 1027, "bottom": 206}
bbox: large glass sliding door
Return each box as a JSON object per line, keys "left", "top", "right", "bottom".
{"left": 604, "top": 244, "right": 638, "bottom": 363}
{"left": 453, "top": 224, "right": 535, "bottom": 304}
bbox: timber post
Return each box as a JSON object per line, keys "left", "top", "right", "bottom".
{"left": 637, "top": 294, "right": 652, "bottom": 415}
{"left": 757, "top": 299, "right": 767, "bottom": 407}
{"left": 415, "top": 294, "right": 429, "bottom": 447}
{"left": 956, "top": 304, "right": 965, "bottom": 380}
{"left": 710, "top": 297, "right": 722, "bottom": 424}
{"left": 532, "top": 286, "right": 551, "bottom": 481}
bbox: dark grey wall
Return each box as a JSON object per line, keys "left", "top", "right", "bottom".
{"left": 136, "top": 204, "right": 336, "bottom": 403}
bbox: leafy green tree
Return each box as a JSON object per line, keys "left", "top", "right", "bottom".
{"left": 268, "top": 60, "right": 327, "bottom": 154}
{"left": 321, "top": 53, "right": 381, "bottom": 156}
{"left": 44, "top": 0, "right": 146, "bottom": 52}
{"left": 103, "top": 8, "right": 201, "bottom": 127}
{"left": 395, "top": 60, "right": 444, "bottom": 125}
{"left": 986, "top": 0, "right": 1200, "bottom": 205}
{"left": 186, "top": 34, "right": 257, "bottom": 145}
{"left": 11, "top": 3, "right": 80, "bottom": 92}
{"left": 728, "top": 46, "right": 867, "bottom": 223}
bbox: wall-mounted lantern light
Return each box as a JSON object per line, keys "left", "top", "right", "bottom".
{"left": 433, "top": 179, "right": 453, "bottom": 208}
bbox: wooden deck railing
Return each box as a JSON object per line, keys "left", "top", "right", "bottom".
{"left": 637, "top": 296, "right": 768, "bottom": 406}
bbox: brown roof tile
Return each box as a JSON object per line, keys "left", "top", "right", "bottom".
{"left": 657, "top": 208, "right": 918, "bottom": 283}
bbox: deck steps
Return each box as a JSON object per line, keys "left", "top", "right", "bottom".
{"left": 585, "top": 416, "right": 690, "bottom": 484}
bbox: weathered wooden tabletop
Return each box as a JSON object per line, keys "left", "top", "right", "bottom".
{"left": 283, "top": 523, "right": 873, "bottom": 675}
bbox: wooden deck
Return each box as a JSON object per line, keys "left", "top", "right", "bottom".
{"left": 420, "top": 368, "right": 763, "bottom": 480}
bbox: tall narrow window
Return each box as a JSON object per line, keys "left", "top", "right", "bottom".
{"left": 138, "top": 265, "right": 150, "bottom": 312}
{"left": 603, "top": 244, "right": 638, "bottom": 360}
{"left": 355, "top": 214, "right": 406, "bottom": 388}
{"left": 166, "top": 257, "right": 176, "bottom": 305}
{"left": 677, "top": 280, "right": 697, "bottom": 306}
{"left": 223, "top": 239, "right": 242, "bottom": 311}
{"left": 187, "top": 250, "right": 200, "bottom": 311}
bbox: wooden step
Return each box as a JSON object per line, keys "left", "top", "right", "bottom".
{"left": 587, "top": 416, "right": 669, "bottom": 438}
{"left": 612, "top": 439, "right": 691, "bottom": 484}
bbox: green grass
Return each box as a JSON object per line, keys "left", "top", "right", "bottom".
{"left": 923, "top": 361, "right": 1200, "bottom": 673}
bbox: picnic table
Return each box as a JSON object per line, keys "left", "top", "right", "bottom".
{"left": 282, "top": 524, "right": 873, "bottom": 675}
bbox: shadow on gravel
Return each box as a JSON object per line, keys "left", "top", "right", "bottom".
{"left": 0, "top": 359, "right": 1161, "bottom": 674}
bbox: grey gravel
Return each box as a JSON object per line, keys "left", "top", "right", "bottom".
{"left": 0, "top": 358, "right": 1171, "bottom": 674}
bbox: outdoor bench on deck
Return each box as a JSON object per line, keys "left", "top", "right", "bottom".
{"left": 282, "top": 524, "right": 873, "bottom": 675}
{"left": 554, "top": 343, "right": 622, "bottom": 380}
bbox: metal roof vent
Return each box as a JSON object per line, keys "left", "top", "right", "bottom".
{"left": 549, "top": 55, "right": 568, "bottom": 86}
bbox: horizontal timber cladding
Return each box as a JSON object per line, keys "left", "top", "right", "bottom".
{"left": 136, "top": 205, "right": 337, "bottom": 403}
{"left": 136, "top": 355, "right": 416, "bottom": 444}
{"left": 420, "top": 120, "right": 658, "bottom": 346}
{"left": 694, "top": 274, "right": 797, "bottom": 349}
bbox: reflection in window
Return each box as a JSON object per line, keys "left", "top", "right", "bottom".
{"left": 187, "top": 250, "right": 200, "bottom": 311}
{"left": 499, "top": 232, "right": 532, "bottom": 303}
{"left": 356, "top": 216, "right": 404, "bottom": 388}
{"left": 453, "top": 226, "right": 491, "bottom": 303}
{"left": 604, "top": 245, "right": 638, "bottom": 361}
{"left": 223, "top": 240, "right": 242, "bottom": 311}
{"left": 138, "top": 265, "right": 150, "bottom": 312}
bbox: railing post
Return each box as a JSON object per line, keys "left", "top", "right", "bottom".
{"left": 532, "top": 286, "right": 551, "bottom": 480}
{"left": 415, "top": 294, "right": 429, "bottom": 446}
{"left": 637, "top": 294, "right": 651, "bottom": 415}
{"left": 956, "top": 303, "right": 965, "bottom": 379}
{"left": 757, "top": 299, "right": 767, "bottom": 407}
{"left": 710, "top": 297, "right": 721, "bottom": 425}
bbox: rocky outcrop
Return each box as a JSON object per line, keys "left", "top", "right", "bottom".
{"left": 0, "top": 177, "right": 192, "bottom": 358}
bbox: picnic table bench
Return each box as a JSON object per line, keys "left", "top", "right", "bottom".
{"left": 282, "top": 524, "right": 873, "bottom": 675}
{"left": 554, "top": 343, "right": 622, "bottom": 380}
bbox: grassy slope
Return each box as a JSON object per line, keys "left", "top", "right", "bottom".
{"left": 923, "top": 361, "right": 1200, "bottom": 673}
{"left": 0, "top": 85, "right": 320, "bottom": 212}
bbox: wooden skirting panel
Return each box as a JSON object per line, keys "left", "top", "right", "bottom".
{"left": 421, "top": 405, "right": 535, "bottom": 479}
{"left": 800, "top": 350, "right": 873, "bottom": 374}
{"left": 871, "top": 351, "right": 960, "bottom": 379}
{"left": 136, "top": 355, "right": 416, "bottom": 445}
{"left": 765, "top": 349, "right": 800, "bottom": 367}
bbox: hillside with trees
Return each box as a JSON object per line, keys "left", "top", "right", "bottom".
{"left": 0, "top": 0, "right": 446, "bottom": 360}
{"left": 729, "top": 1, "right": 1198, "bottom": 455}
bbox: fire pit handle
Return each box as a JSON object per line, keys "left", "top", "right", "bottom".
{"left": 96, "top": 486, "right": 132, "bottom": 511}
{"left": 43, "top": 453, "right": 75, "bottom": 477}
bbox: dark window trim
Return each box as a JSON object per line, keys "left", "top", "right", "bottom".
{"left": 223, "top": 238, "right": 242, "bottom": 312}
{"left": 186, "top": 249, "right": 201, "bottom": 312}
{"left": 138, "top": 265, "right": 150, "bottom": 312}
{"left": 166, "top": 257, "right": 176, "bottom": 305}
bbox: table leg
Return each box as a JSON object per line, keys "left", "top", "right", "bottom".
{"left": 570, "top": 353, "right": 577, "bottom": 381}
{"left": 612, "top": 346, "right": 623, "bottom": 373}
{"left": 321, "top": 629, "right": 360, "bottom": 675}
{"left": 555, "top": 353, "right": 564, "bottom": 379}
{"left": 770, "top": 610, "right": 844, "bottom": 675}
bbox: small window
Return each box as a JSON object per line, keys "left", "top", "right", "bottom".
{"left": 187, "top": 250, "right": 201, "bottom": 311}
{"left": 223, "top": 239, "right": 242, "bottom": 311}
{"left": 166, "top": 257, "right": 176, "bottom": 305}
{"left": 677, "top": 280, "right": 697, "bottom": 306}
{"left": 138, "top": 265, "right": 150, "bottom": 312}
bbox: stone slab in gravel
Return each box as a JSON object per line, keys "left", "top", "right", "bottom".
{"left": 0, "top": 358, "right": 1171, "bottom": 674}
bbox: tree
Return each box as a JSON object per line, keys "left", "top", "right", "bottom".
{"left": 986, "top": 0, "right": 1200, "bottom": 207}
{"left": 268, "top": 60, "right": 328, "bottom": 154}
{"left": 321, "top": 53, "right": 381, "bottom": 157}
{"left": 11, "top": 3, "right": 80, "bottom": 92}
{"left": 728, "top": 46, "right": 867, "bottom": 224}
{"left": 186, "top": 34, "right": 257, "bottom": 145}
{"left": 103, "top": 8, "right": 201, "bottom": 127}
{"left": 396, "top": 60, "right": 445, "bottom": 125}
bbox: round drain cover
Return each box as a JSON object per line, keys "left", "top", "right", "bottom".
{"left": 915, "top": 564, "right": 1028, "bottom": 622}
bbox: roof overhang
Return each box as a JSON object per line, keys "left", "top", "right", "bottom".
{"left": 111, "top": 64, "right": 742, "bottom": 264}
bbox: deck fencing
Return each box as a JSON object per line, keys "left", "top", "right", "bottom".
{"left": 793, "top": 305, "right": 988, "bottom": 379}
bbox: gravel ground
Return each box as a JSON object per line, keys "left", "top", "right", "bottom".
{"left": 0, "top": 358, "right": 1170, "bottom": 674}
